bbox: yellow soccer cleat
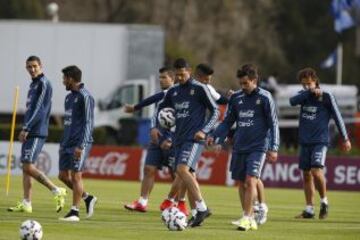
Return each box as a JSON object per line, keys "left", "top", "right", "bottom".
{"left": 8, "top": 202, "right": 32, "bottom": 213}
{"left": 232, "top": 217, "right": 251, "bottom": 231}
{"left": 250, "top": 218, "right": 258, "bottom": 230}
{"left": 54, "top": 188, "right": 67, "bottom": 213}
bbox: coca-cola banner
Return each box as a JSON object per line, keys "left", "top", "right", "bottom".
{"left": 83, "top": 146, "right": 143, "bottom": 180}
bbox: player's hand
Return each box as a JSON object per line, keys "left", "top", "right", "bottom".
{"left": 206, "top": 136, "right": 215, "bottom": 146}
{"left": 225, "top": 137, "right": 233, "bottom": 145}
{"left": 18, "top": 130, "right": 29, "bottom": 143}
{"left": 266, "top": 151, "right": 278, "bottom": 163}
{"left": 74, "top": 147, "right": 83, "bottom": 160}
{"left": 160, "top": 140, "right": 172, "bottom": 150}
{"left": 124, "top": 104, "right": 135, "bottom": 113}
{"left": 310, "top": 88, "right": 322, "bottom": 98}
{"left": 342, "top": 140, "right": 352, "bottom": 152}
{"left": 213, "top": 144, "right": 222, "bottom": 154}
{"left": 150, "top": 128, "right": 162, "bottom": 144}
{"left": 227, "top": 89, "right": 235, "bottom": 98}
{"left": 194, "top": 131, "right": 206, "bottom": 142}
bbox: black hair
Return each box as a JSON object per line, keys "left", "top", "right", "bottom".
{"left": 159, "top": 66, "right": 174, "bottom": 78}
{"left": 62, "top": 65, "right": 82, "bottom": 82}
{"left": 26, "top": 55, "right": 41, "bottom": 64}
{"left": 236, "top": 64, "right": 259, "bottom": 80}
{"left": 173, "top": 58, "right": 190, "bottom": 69}
{"left": 195, "top": 63, "right": 214, "bottom": 76}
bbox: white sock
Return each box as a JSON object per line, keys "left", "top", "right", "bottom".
{"left": 305, "top": 205, "right": 314, "bottom": 214}
{"left": 195, "top": 200, "right": 207, "bottom": 212}
{"left": 320, "top": 197, "right": 328, "bottom": 205}
{"left": 191, "top": 209, "right": 197, "bottom": 217}
{"left": 168, "top": 197, "right": 175, "bottom": 202}
{"left": 71, "top": 206, "right": 79, "bottom": 212}
{"left": 52, "top": 187, "right": 60, "bottom": 195}
{"left": 138, "top": 197, "right": 148, "bottom": 206}
{"left": 259, "top": 202, "right": 268, "bottom": 210}
{"left": 23, "top": 199, "right": 31, "bottom": 206}
{"left": 179, "top": 198, "right": 186, "bottom": 202}
{"left": 82, "top": 192, "right": 89, "bottom": 200}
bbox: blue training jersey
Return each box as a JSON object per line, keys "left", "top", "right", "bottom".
{"left": 213, "top": 87, "right": 280, "bottom": 153}
{"left": 61, "top": 83, "right": 95, "bottom": 149}
{"left": 23, "top": 73, "right": 52, "bottom": 138}
{"left": 158, "top": 78, "right": 219, "bottom": 146}
{"left": 134, "top": 91, "right": 165, "bottom": 111}
{"left": 289, "top": 89, "right": 348, "bottom": 145}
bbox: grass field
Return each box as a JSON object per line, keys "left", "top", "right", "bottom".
{"left": 1, "top": 175, "right": 359, "bottom": 240}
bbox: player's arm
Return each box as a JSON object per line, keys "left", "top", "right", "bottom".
{"left": 289, "top": 90, "right": 311, "bottom": 106}
{"left": 206, "top": 84, "right": 228, "bottom": 105}
{"left": 264, "top": 94, "right": 280, "bottom": 162}
{"left": 22, "top": 81, "right": 48, "bottom": 133}
{"left": 198, "top": 85, "right": 220, "bottom": 136}
{"left": 76, "top": 95, "right": 94, "bottom": 158}
{"left": 327, "top": 92, "right": 351, "bottom": 151}
{"left": 126, "top": 91, "right": 165, "bottom": 113}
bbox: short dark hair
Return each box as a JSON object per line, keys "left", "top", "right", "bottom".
{"left": 62, "top": 65, "right": 82, "bottom": 82}
{"left": 159, "top": 66, "right": 174, "bottom": 78}
{"left": 173, "top": 58, "right": 190, "bottom": 69}
{"left": 195, "top": 63, "right": 214, "bottom": 76}
{"left": 236, "top": 64, "right": 258, "bottom": 80}
{"left": 26, "top": 55, "right": 41, "bottom": 64}
{"left": 297, "top": 67, "right": 320, "bottom": 87}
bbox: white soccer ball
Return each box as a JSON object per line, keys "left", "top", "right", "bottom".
{"left": 19, "top": 220, "right": 43, "bottom": 240}
{"left": 158, "top": 108, "right": 176, "bottom": 129}
{"left": 162, "top": 207, "right": 187, "bottom": 231}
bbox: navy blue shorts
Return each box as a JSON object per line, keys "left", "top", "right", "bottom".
{"left": 299, "top": 144, "right": 328, "bottom": 171}
{"left": 145, "top": 143, "right": 174, "bottom": 169}
{"left": 174, "top": 141, "right": 204, "bottom": 171}
{"left": 59, "top": 144, "right": 92, "bottom": 172}
{"left": 21, "top": 137, "right": 46, "bottom": 164}
{"left": 230, "top": 151, "right": 266, "bottom": 181}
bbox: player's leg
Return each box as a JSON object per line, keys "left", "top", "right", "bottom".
{"left": 255, "top": 179, "right": 268, "bottom": 225}
{"left": 125, "top": 144, "right": 161, "bottom": 212}
{"left": 296, "top": 145, "right": 315, "bottom": 218}
{"left": 160, "top": 173, "right": 180, "bottom": 211}
{"left": 310, "top": 145, "right": 328, "bottom": 219}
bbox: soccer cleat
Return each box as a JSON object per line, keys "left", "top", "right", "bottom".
{"left": 124, "top": 200, "right": 147, "bottom": 212}
{"left": 190, "top": 208, "right": 212, "bottom": 227}
{"left": 54, "top": 187, "right": 67, "bottom": 213}
{"left": 84, "top": 195, "right": 98, "bottom": 218}
{"left": 177, "top": 200, "right": 189, "bottom": 216}
{"left": 256, "top": 205, "right": 268, "bottom": 225}
{"left": 7, "top": 202, "right": 32, "bottom": 213}
{"left": 59, "top": 209, "right": 80, "bottom": 222}
{"left": 295, "top": 210, "right": 315, "bottom": 219}
{"left": 319, "top": 203, "right": 329, "bottom": 219}
{"left": 234, "top": 217, "right": 251, "bottom": 231}
{"left": 250, "top": 218, "right": 258, "bottom": 230}
{"left": 187, "top": 216, "right": 195, "bottom": 226}
{"left": 159, "top": 199, "right": 175, "bottom": 211}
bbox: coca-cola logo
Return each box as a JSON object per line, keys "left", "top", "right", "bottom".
{"left": 196, "top": 156, "right": 215, "bottom": 180}
{"left": 85, "top": 152, "right": 128, "bottom": 176}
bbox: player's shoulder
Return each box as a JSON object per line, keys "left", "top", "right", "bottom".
{"left": 258, "top": 87, "right": 274, "bottom": 101}
{"left": 79, "top": 86, "right": 94, "bottom": 101}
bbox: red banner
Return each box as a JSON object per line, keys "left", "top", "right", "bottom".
{"left": 83, "top": 146, "right": 143, "bottom": 180}
{"left": 83, "top": 145, "right": 360, "bottom": 191}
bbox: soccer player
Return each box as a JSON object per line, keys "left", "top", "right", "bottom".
{"left": 154, "top": 58, "right": 219, "bottom": 227}
{"left": 208, "top": 64, "right": 279, "bottom": 231}
{"left": 290, "top": 67, "right": 351, "bottom": 219}
{"left": 124, "top": 67, "right": 176, "bottom": 212}
{"left": 58, "top": 65, "right": 96, "bottom": 222}
{"left": 8, "top": 56, "right": 67, "bottom": 213}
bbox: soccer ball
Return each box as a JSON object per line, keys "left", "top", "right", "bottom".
{"left": 158, "top": 108, "right": 175, "bottom": 129}
{"left": 161, "top": 207, "right": 187, "bottom": 231}
{"left": 19, "top": 220, "right": 43, "bottom": 240}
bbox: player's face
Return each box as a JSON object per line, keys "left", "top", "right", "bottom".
{"left": 62, "top": 75, "right": 74, "bottom": 91}
{"left": 239, "top": 76, "right": 257, "bottom": 94}
{"left": 301, "top": 78, "right": 317, "bottom": 90}
{"left": 159, "top": 72, "right": 174, "bottom": 90}
{"left": 26, "top": 60, "right": 42, "bottom": 78}
{"left": 175, "top": 68, "right": 191, "bottom": 85}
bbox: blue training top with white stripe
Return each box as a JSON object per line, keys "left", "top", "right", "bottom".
{"left": 289, "top": 89, "right": 348, "bottom": 145}
{"left": 61, "top": 83, "right": 95, "bottom": 149}
{"left": 157, "top": 78, "right": 219, "bottom": 146}
{"left": 23, "top": 73, "right": 52, "bottom": 138}
{"left": 213, "top": 87, "right": 280, "bottom": 153}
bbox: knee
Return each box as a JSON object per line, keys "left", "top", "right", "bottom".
{"left": 245, "top": 176, "right": 257, "bottom": 189}
{"left": 310, "top": 168, "right": 323, "bottom": 179}
{"left": 58, "top": 173, "right": 69, "bottom": 183}
{"left": 303, "top": 171, "right": 312, "bottom": 182}
{"left": 143, "top": 166, "right": 155, "bottom": 178}
{"left": 22, "top": 164, "right": 31, "bottom": 175}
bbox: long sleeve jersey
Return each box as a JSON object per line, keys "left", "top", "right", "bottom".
{"left": 61, "top": 84, "right": 95, "bottom": 149}
{"left": 289, "top": 89, "right": 348, "bottom": 145}
{"left": 158, "top": 79, "right": 219, "bottom": 146}
{"left": 212, "top": 87, "right": 279, "bottom": 153}
{"left": 23, "top": 73, "right": 52, "bottom": 138}
{"left": 134, "top": 91, "right": 165, "bottom": 111}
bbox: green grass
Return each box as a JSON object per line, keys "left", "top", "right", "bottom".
{"left": 1, "top": 175, "right": 359, "bottom": 240}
